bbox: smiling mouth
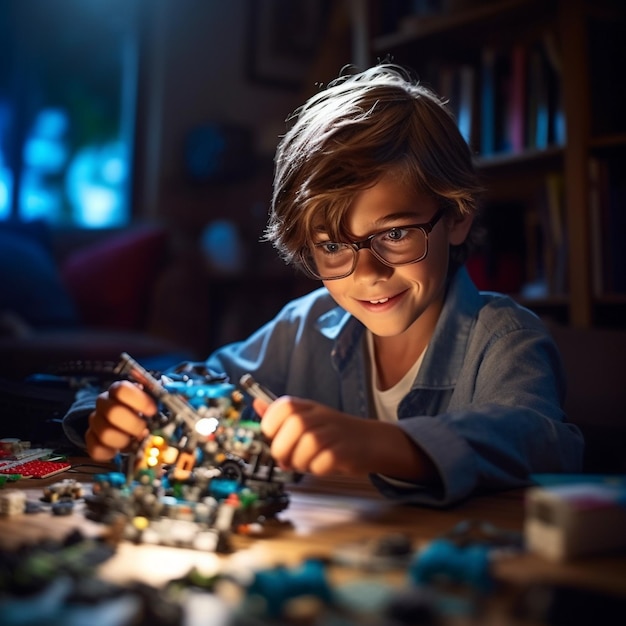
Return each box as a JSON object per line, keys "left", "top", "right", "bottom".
{"left": 359, "top": 288, "right": 410, "bottom": 308}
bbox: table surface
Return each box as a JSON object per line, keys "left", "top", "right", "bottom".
{"left": 2, "top": 460, "right": 626, "bottom": 624}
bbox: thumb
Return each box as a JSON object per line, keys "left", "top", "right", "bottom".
{"left": 252, "top": 397, "right": 270, "bottom": 417}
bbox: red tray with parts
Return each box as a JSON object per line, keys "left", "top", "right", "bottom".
{"left": 0, "top": 459, "right": 71, "bottom": 478}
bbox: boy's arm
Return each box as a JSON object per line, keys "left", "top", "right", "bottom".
{"left": 257, "top": 395, "right": 438, "bottom": 483}
{"left": 62, "top": 386, "right": 99, "bottom": 449}
{"left": 373, "top": 326, "right": 584, "bottom": 507}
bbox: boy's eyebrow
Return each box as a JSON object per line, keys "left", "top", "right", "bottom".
{"left": 313, "top": 211, "right": 426, "bottom": 234}
{"left": 371, "top": 211, "right": 427, "bottom": 226}
{"left": 311, "top": 210, "right": 429, "bottom": 241}
{"left": 352, "top": 211, "right": 432, "bottom": 236}
{"left": 311, "top": 224, "right": 330, "bottom": 239}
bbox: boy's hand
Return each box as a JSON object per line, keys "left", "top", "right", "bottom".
{"left": 86, "top": 380, "right": 156, "bottom": 461}
{"left": 255, "top": 396, "right": 380, "bottom": 476}
{"left": 254, "top": 396, "right": 437, "bottom": 482}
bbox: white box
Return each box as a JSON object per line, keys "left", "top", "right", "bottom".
{"left": 525, "top": 483, "right": 626, "bottom": 561}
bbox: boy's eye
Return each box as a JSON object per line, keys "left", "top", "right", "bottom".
{"left": 383, "top": 227, "right": 409, "bottom": 242}
{"left": 319, "top": 242, "right": 344, "bottom": 254}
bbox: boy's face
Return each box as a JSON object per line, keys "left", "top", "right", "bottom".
{"left": 321, "top": 171, "right": 472, "bottom": 340}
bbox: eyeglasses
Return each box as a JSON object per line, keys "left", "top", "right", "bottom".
{"left": 300, "top": 208, "right": 445, "bottom": 280}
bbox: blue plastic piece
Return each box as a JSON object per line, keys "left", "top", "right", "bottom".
{"left": 93, "top": 472, "right": 127, "bottom": 489}
{"left": 208, "top": 478, "right": 241, "bottom": 500}
{"left": 409, "top": 539, "right": 492, "bottom": 592}
{"left": 164, "top": 381, "right": 236, "bottom": 408}
{"left": 247, "top": 558, "right": 333, "bottom": 617}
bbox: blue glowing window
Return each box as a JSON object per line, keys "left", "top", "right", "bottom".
{"left": 0, "top": 0, "right": 138, "bottom": 228}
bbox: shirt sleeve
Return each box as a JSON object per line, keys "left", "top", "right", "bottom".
{"left": 375, "top": 324, "right": 584, "bottom": 507}
{"left": 62, "top": 385, "right": 99, "bottom": 449}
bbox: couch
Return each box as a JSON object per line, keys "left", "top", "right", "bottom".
{"left": 0, "top": 219, "right": 193, "bottom": 380}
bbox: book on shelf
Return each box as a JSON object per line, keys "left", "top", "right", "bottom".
{"left": 526, "top": 44, "right": 550, "bottom": 151}
{"left": 437, "top": 62, "right": 476, "bottom": 148}
{"left": 589, "top": 156, "right": 626, "bottom": 296}
{"left": 480, "top": 45, "right": 518, "bottom": 155}
{"left": 522, "top": 204, "right": 545, "bottom": 295}
{"left": 526, "top": 34, "right": 564, "bottom": 151}
{"left": 480, "top": 45, "right": 498, "bottom": 156}
{"left": 519, "top": 173, "right": 567, "bottom": 299}
{"left": 477, "top": 33, "right": 563, "bottom": 158}
{"left": 543, "top": 172, "right": 567, "bottom": 295}
{"left": 456, "top": 64, "right": 476, "bottom": 147}
{"left": 507, "top": 43, "right": 527, "bottom": 154}
{"left": 541, "top": 29, "right": 566, "bottom": 147}
{"left": 589, "top": 157, "right": 609, "bottom": 297}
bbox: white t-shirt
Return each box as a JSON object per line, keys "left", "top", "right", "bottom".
{"left": 366, "top": 329, "right": 426, "bottom": 422}
{"left": 366, "top": 330, "right": 428, "bottom": 489}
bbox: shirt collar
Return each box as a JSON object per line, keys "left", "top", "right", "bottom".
{"left": 418, "top": 266, "right": 481, "bottom": 387}
{"left": 313, "top": 266, "right": 482, "bottom": 384}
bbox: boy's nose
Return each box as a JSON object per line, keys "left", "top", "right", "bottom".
{"left": 351, "top": 248, "right": 392, "bottom": 282}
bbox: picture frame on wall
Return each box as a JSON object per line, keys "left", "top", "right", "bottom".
{"left": 246, "top": 0, "right": 329, "bottom": 90}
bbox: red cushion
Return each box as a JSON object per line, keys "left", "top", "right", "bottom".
{"left": 61, "top": 226, "right": 168, "bottom": 330}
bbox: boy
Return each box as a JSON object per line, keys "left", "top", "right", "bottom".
{"left": 65, "top": 65, "right": 583, "bottom": 506}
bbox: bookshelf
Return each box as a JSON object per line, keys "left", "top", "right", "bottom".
{"left": 363, "top": 0, "right": 626, "bottom": 328}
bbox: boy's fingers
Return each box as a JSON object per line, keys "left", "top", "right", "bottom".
{"left": 260, "top": 396, "right": 312, "bottom": 440}
{"left": 104, "top": 401, "right": 147, "bottom": 437}
{"left": 94, "top": 424, "right": 134, "bottom": 451}
{"left": 109, "top": 380, "right": 158, "bottom": 417}
{"left": 93, "top": 394, "right": 148, "bottom": 438}
{"left": 85, "top": 428, "right": 119, "bottom": 462}
{"left": 252, "top": 397, "right": 269, "bottom": 417}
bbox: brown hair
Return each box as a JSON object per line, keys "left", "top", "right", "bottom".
{"left": 265, "top": 64, "right": 483, "bottom": 274}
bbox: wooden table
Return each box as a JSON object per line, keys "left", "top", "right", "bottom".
{"left": 2, "top": 461, "right": 626, "bottom": 624}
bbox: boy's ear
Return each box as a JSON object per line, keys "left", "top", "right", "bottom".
{"left": 447, "top": 212, "right": 474, "bottom": 246}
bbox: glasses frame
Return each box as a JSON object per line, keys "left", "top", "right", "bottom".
{"left": 300, "top": 208, "right": 446, "bottom": 280}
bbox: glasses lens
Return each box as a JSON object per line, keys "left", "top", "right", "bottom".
{"left": 371, "top": 227, "right": 427, "bottom": 264}
{"left": 306, "top": 243, "right": 355, "bottom": 279}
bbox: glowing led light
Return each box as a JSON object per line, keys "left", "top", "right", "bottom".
{"left": 195, "top": 417, "right": 219, "bottom": 437}
{"left": 133, "top": 516, "right": 149, "bottom": 530}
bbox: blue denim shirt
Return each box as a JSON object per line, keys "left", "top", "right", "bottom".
{"left": 203, "top": 266, "right": 584, "bottom": 506}
{"left": 63, "top": 267, "right": 584, "bottom": 506}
